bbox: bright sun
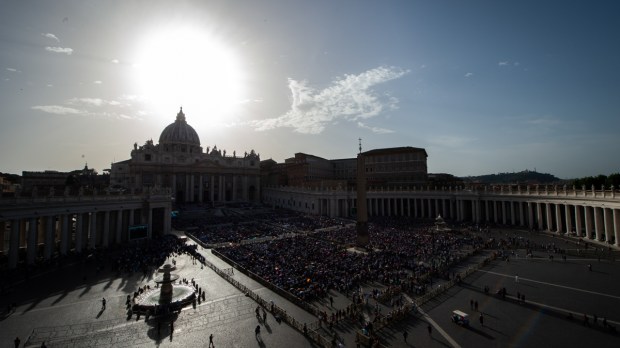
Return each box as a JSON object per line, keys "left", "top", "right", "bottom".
{"left": 132, "top": 25, "right": 245, "bottom": 127}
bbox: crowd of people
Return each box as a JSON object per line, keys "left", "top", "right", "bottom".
{"left": 215, "top": 219, "right": 485, "bottom": 303}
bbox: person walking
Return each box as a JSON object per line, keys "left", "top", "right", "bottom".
{"left": 101, "top": 297, "right": 106, "bottom": 310}
{"left": 427, "top": 324, "right": 432, "bottom": 336}
{"left": 479, "top": 313, "right": 484, "bottom": 327}
{"left": 403, "top": 330, "right": 408, "bottom": 342}
{"left": 515, "top": 274, "right": 519, "bottom": 283}
{"left": 14, "top": 337, "right": 20, "bottom": 348}
{"left": 255, "top": 325, "right": 261, "bottom": 336}
{"left": 209, "top": 333, "right": 214, "bottom": 347}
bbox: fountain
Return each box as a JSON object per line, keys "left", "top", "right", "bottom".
{"left": 133, "top": 264, "right": 196, "bottom": 314}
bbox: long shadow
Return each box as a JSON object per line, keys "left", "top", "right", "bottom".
{"left": 483, "top": 325, "right": 507, "bottom": 336}
{"left": 431, "top": 336, "right": 453, "bottom": 347}
{"left": 464, "top": 325, "right": 495, "bottom": 340}
{"left": 51, "top": 290, "right": 68, "bottom": 305}
{"left": 96, "top": 309, "right": 104, "bottom": 319}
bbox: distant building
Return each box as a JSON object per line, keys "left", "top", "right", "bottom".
{"left": 0, "top": 175, "right": 18, "bottom": 193}
{"left": 260, "top": 146, "right": 428, "bottom": 190}
{"left": 110, "top": 108, "right": 261, "bottom": 204}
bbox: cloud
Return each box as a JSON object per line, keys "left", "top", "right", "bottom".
{"left": 6, "top": 67, "right": 21, "bottom": 73}
{"left": 526, "top": 116, "right": 560, "bottom": 126}
{"left": 498, "top": 61, "right": 509, "bottom": 66}
{"left": 427, "top": 135, "right": 477, "bottom": 148}
{"left": 93, "top": 80, "right": 102, "bottom": 84}
{"left": 47, "top": 84, "right": 53, "bottom": 87}
{"left": 67, "top": 97, "right": 121, "bottom": 107}
{"left": 514, "top": 61, "right": 520, "bottom": 66}
{"left": 42, "top": 33, "right": 60, "bottom": 42}
{"left": 111, "top": 59, "right": 119, "bottom": 64}
{"left": 45, "top": 46, "right": 73, "bottom": 55}
{"left": 357, "top": 122, "right": 394, "bottom": 134}
{"left": 31, "top": 105, "right": 82, "bottom": 115}
{"left": 464, "top": 72, "right": 474, "bottom": 78}
{"left": 250, "top": 66, "right": 409, "bottom": 134}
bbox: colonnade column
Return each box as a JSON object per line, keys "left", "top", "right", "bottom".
{"left": 116, "top": 210, "right": 123, "bottom": 244}
{"left": 219, "top": 176, "right": 224, "bottom": 202}
{"left": 527, "top": 203, "right": 534, "bottom": 230}
{"left": 164, "top": 206, "right": 171, "bottom": 234}
{"left": 565, "top": 205, "right": 573, "bottom": 234}
{"left": 585, "top": 206, "right": 593, "bottom": 239}
{"left": 60, "top": 214, "right": 69, "bottom": 255}
{"left": 594, "top": 207, "right": 604, "bottom": 241}
{"left": 44, "top": 216, "right": 54, "bottom": 259}
{"left": 537, "top": 203, "right": 544, "bottom": 231}
{"left": 501, "top": 201, "right": 507, "bottom": 225}
{"left": 172, "top": 174, "right": 177, "bottom": 199}
{"left": 27, "top": 217, "right": 37, "bottom": 264}
{"left": 603, "top": 208, "right": 613, "bottom": 243}
{"left": 9, "top": 219, "right": 20, "bottom": 268}
{"left": 89, "top": 212, "right": 97, "bottom": 249}
{"left": 575, "top": 205, "right": 583, "bottom": 237}
{"left": 546, "top": 203, "right": 553, "bottom": 232}
{"left": 493, "top": 201, "right": 498, "bottom": 223}
{"left": 555, "top": 204, "right": 563, "bottom": 234}
{"left": 519, "top": 203, "right": 525, "bottom": 226}
{"left": 210, "top": 176, "right": 215, "bottom": 202}
{"left": 614, "top": 209, "right": 620, "bottom": 247}
{"left": 413, "top": 199, "right": 418, "bottom": 218}
{"left": 102, "top": 211, "right": 110, "bottom": 247}
{"left": 510, "top": 202, "right": 516, "bottom": 225}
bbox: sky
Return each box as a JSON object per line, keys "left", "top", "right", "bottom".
{"left": 1, "top": 0, "right": 619, "bottom": 179}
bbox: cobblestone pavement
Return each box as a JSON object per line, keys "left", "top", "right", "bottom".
{"left": 1, "top": 228, "right": 619, "bottom": 347}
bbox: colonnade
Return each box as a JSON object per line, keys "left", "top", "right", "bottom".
{"left": 1, "top": 193, "right": 172, "bottom": 269}
{"left": 263, "top": 186, "right": 620, "bottom": 248}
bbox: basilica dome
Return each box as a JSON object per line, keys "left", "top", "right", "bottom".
{"left": 159, "top": 108, "right": 201, "bottom": 146}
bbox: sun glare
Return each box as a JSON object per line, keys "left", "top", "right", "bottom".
{"left": 132, "top": 26, "right": 244, "bottom": 127}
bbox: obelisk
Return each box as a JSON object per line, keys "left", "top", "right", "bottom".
{"left": 356, "top": 140, "right": 369, "bottom": 247}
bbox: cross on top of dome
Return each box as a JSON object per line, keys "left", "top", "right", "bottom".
{"left": 176, "top": 107, "right": 186, "bottom": 122}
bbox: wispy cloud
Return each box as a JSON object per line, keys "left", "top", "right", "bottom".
{"left": 250, "top": 66, "right": 409, "bottom": 134}
{"left": 42, "top": 33, "right": 60, "bottom": 42}
{"left": 32, "top": 105, "right": 82, "bottom": 115}
{"left": 498, "top": 61, "right": 509, "bottom": 66}
{"left": 464, "top": 72, "right": 474, "bottom": 78}
{"left": 111, "top": 59, "right": 119, "bottom": 64}
{"left": 67, "top": 97, "right": 121, "bottom": 107}
{"left": 357, "top": 122, "right": 394, "bottom": 134}
{"left": 45, "top": 46, "right": 73, "bottom": 55}
{"left": 33, "top": 97, "right": 134, "bottom": 119}
{"left": 93, "top": 80, "right": 102, "bottom": 84}
{"left": 427, "top": 135, "right": 477, "bottom": 148}
{"left": 526, "top": 116, "right": 560, "bottom": 126}
{"left": 6, "top": 67, "right": 21, "bottom": 73}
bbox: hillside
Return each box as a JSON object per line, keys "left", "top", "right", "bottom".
{"left": 461, "top": 170, "right": 560, "bottom": 184}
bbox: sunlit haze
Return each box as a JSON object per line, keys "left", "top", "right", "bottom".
{"left": 1, "top": 0, "right": 619, "bottom": 178}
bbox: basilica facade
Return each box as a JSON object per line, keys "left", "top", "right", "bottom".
{"left": 110, "top": 108, "right": 260, "bottom": 204}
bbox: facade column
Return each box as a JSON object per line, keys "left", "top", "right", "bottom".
{"left": 27, "top": 217, "right": 37, "bottom": 264}
{"left": 422, "top": 199, "right": 427, "bottom": 219}
{"left": 485, "top": 201, "right": 490, "bottom": 222}
{"left": 9, "top": 219, "right": 20, "bottom": 268}
{"left": 575, "top": 205, "right": 583, "bottom": 237}
{"left": 603, "top": 208, "right": 613, "bottom": 243}
{"left": 493, "top": 201, "right": 499, "bottom": 223}
{"left": 502, "top": 201, "right": 507, "bottom": 225}
{"left": 585, "top": 206, "right": 593, "bottom": 239}
{"left": 413, "top": 199, "right": 418, "bottom": 218}
{"left": 190, "top": 174, "right": 195, "bottom": 202}
{"left": 510, "top": 201, "right": 516, "bottom": 225}
{"left": 565, "top": 205, "right": 573, "bottom": 234}
{"left": 60, "top": 214, "right": 69, "bottom": 255}
{"left": 89, "top": 212, "right": 97, "bottom": 249}
{"left": 198, "top": 174, "right": 203, "bottom": 203}
{"left": 243, "top": 176, "right": 249, "bottom": 201}
{"left": 172, "top": 174, "right": 177, "bottom": 198}
{"left": 219, "top": 176, "right": 224, "bottom": 202}
{"left": 380, "top": 198, "right": 384, "bottom": 216}
{"left": 210, "top": 176, "right": 215, "bottom": 202}
{"left": 519, "top": 202, "right": 526, "bottom": 226}
{"left": 102, "top": 211, "right": 110, "bottom": 247}
{"left": 44, "top": 215, "right": 54, "bottom": 259}
{"left": 555, "top": 204, "right": 563, "bottom": 234}
{"left": 147, "top": 208, "right": 153, "bottom": 238}
{"left": 594, "top": 207, "right": 604, "bottom": 241}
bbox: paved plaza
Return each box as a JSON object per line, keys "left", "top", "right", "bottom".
{"left": 1, "top": 228, "right": 619, "bottom": 347}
